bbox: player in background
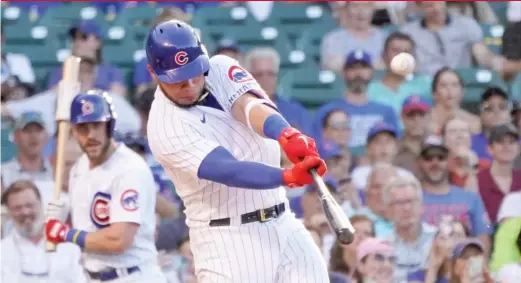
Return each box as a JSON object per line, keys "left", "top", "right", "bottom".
{"left": 44, "top": 90, "right": 166, "bottom": 283}
{"left": 146, "top": 20, "right": 329, "bottom": 283}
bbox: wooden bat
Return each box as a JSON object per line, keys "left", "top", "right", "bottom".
{"left": 46, "top": 56, "right": 81, "bottom": 252}
{"left": 310, "top": 169, "right": 355, "bottom": 245}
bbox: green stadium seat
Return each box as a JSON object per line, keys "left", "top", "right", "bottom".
{"left": 3, "top": 41, "right": 61, "bottom": 67}
{"left": 38, "top": 3, "right": 107, "bottom": 40}
{"left": 102, "top": 39, "right": 142, "bottom": 68}
{"left": 510, "top": 72, "right": 521, "bottom": 101}
{"left": 278, "top": 65, "right": 344, "bottom": 108}
{"left": 112, "top": 5, "right": 159, "bottom": 45}
{"left": 2, "top": 6, "right": 35, "bottom": 44}
{"left": 480, "top": 24, "right": 504, "bottom": 55}
{"left": 33, "top": 67, "right": 52, "bottom": 91}
{"left": 264, "top": 3, "right": 336, "bottom": 41}
{"left": 1, "top": 117, "right": 17, "bottom": 163}
{"left": 192, "top": 5, "right": 258, "bottom": 33}
{"left": 455, "top": 68, "right": 508, "bottom": 113}
{"left": 297, "top": 21, "right": 338, "bottom": 65}
{"left": 488, "top": 2, "right": 508, "bottom": 25}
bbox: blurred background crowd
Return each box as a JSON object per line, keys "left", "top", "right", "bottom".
{"left": 1, "top": 1, "right": 521, "bottom": 283}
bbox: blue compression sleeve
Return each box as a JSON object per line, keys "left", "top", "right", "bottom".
{"left": 197, "top": 147, "right": 284, "bottom": 189}
{"left": 263, "top": 114, "right": 291, "bottom": 140}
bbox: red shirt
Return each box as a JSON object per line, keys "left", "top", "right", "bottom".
{"left": 477, "top": 169, "right": 521, "bottom": 224}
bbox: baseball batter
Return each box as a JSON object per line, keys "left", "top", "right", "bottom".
{"left": 145, "top": 20, "right": 329, "bottom": 283}
{"left": 44, "top": 91, "right": 166, "bottom": 283}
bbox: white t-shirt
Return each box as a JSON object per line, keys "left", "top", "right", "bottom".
{"left": 497, "top": 263, "right": 521, "bottom": 282}
{"left": 2, "top": 53, "right": 35, "bottom": 84}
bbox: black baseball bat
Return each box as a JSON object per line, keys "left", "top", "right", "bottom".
{"left": 310, "top": 169, "right": 355, "bottom": 245}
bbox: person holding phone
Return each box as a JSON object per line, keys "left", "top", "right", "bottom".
{"left": 449, "top": 239, "right": 495, "bottom": 283}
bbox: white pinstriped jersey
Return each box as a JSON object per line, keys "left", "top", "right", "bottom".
{"left": 68, "top": 145, "right": 158, "bottom": 271}
{"left": 147, "top": 55, "right": 287, "bottom": 224}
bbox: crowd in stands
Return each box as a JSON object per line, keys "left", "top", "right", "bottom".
{"left": 1, "top": 1, "right": 521, "bottom": 283}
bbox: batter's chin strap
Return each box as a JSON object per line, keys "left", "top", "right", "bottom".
{"left": 196, "top": 85, "right": 210, "bottom": 103}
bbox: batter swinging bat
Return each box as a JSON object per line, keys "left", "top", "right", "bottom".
{"left": 310, "top": 169, "right": 355, "bottom": 245}
{"left": 46, "top": 56, "right": 81, "bottom": 252}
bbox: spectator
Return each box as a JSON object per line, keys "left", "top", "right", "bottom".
{"left": 383, "top": 174, "right": 437, "bottom": 282}
{"left": 471, "top": 87, "right": 513, "bottom": 162}
{"left": 1, "top": 112, "right": 52, "bottom": 193}
{"left": 477, "top": 124, "right": 521, "bottom": 225}
{"left": 367, "top": 32, "right": 431, "bottom": 120}
{"left": 321, "top": 2, "right": 386, "bottom": 73}
{"left": 428, "top": 68, "right": 481, "bottom": 135}
{"left": 354, "top": 238, "right": 395, "bottom": 283}
{"left": 0, "top": 180, "right": 86, "bottom": 282}
{"left": 133, "top": 7, "right": 192, "bottom": 96}
{"left": 1, "top": 75, "right": 34, "bottom": 103}
{"left": 320, "top": 108, "right": 351, "bottom": 150}
{"left": 329, "top": 214, "right": 375, "bottom": 280}
{"left": 2, "top": 61, "right": 141, "bottom": 141}
{"left": 155, "top": 213, "right": 181, "bottom": 283}
{"left": 175, "top": 236, "right": 196, "bottom": 283}
{"left": 446, "top": 2, "right": 498, "bottom": 24}
{"left": 349, "top": 163, "right": 397, "bottom": 238}
{"left": 243, "top": 47, "right": 312, "bottom": 134}
{"left": 394, "top": 95, "right": 431, "bottom": 178}
{"left": 500, "top": 19, "right": 521, "bottom": 81}
{"left": 313, "top": 50, "right": 399, "bottom": 149}
{"left": 47, "top": 21, "right": 127, "bottom": 96}
{"left": 408, "top": 218, "right": 470, "bottom": 283}
{"left": 450, "top": 239, "right": 494, "bottom": 283}
{"left": 289, "top": 176, "right": 340, "bottom": 224}
{"left": 400, "top": 2, "right": 501, "bottom": 76}
{"left": 513, "top": 101, "right": 521, "bottom": 133}
{"left": 214, "top": 38, "right": 242, "bottom": 62}
{"left": 418, "top": 136, "right": 492, "bottom": 248}
{"left": 441, "top": 118, "right": 482, "bottom": 190}
{"left": 0, "top": 25, "right": 36, "bottom": 86}
{"left": 351, "top": 121, "right": 413, "bottom": 191}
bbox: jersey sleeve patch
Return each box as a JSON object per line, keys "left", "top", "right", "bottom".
{"left": 90, "top": 192, "right": 111, "bottom": 229}
{"left": 227, "top": 66, "right": 254, "bottom": 83}
{"left": 120, "top": 189, "right": 139, "bottom": 212}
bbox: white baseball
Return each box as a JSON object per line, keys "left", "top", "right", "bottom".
{"left": 390, "top": 52, "right": 415, "bottom": 76}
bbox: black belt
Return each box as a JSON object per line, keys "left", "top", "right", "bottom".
{"left": 86, "top": 266, "right": 140, "bottom": 281}
{"left": 209, "top": 203, "right": 286, "bottom": 227}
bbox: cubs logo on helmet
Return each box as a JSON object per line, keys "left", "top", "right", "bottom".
{"left": 90, "top": 192, "right": 111, "bottom": 228}
{"left": 174, "top": 51, "right": 189, "bottom": 66}
{"left": 120, "top": 189, "right": 139, "bottom": 212}
{"left": 228, "top": 66, "right": 253, "bottom": 83}
{"left": 81, "top": 101, "right": 94, "bottom": 116}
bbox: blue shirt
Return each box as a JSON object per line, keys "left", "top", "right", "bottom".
{"left": 48, "top": 63, "right": 124, "bottom": 91}
{"left": 348, "top": 207, "right": 394, "bottom": 238}
{"left": 133, "top": 58, "right": 150, "bottom": 87}
{"left": 407, "top": 269, "right": 448, "bottom": 283}
{"left": 313, "top": 99, "right": 399, "bottom": 148}
{"left": 422, "top": 186, "right": 493, "bottom": 236}
{"left": 367, "top": 76, "right": 432, "bottom": 129}
{"left": 471, "top": 132, "right": 491, "bottom": 161}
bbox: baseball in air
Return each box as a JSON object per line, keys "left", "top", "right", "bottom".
{"left": 390, "top": 52, "right": 415, "bottom": 76}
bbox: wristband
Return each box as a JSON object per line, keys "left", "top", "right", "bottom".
{"left": 263, "top": 114, "right": 290, "bottom": 140}
{"left": 65, "top": 228, "right": 87, "bottom": 248}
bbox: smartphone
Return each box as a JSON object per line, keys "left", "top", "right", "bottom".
{"left": 467, "top": 256, "right": 485, "bottom": 283}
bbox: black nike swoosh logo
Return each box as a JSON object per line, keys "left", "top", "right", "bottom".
{"left": 201, "top": 113, "right": 206, "bottom": 123}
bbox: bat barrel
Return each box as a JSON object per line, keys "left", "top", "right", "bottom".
{"left": 336, "top": 228, "right": 355, "bottom": 245}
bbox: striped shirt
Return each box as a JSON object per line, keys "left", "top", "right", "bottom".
{"left": 147, "top": 55, "right": 287, "bottom": 225}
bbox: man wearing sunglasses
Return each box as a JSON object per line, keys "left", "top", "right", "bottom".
{"left": 418, "top": 136, "right": 492, "bottom": 251}
{"left": 471, "top": 87, "right": 514, "bottom": 162}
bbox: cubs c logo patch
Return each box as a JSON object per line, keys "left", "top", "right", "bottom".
{"left": 81, "top": 101, "right": 94, "bottom": 116}
{"left": 174, "top": 51, "right": 189, "bottom": 66}
{"left": 120, "top": 189, "right": 139, "bottom": 212}
{"left": 90, "top": 192, "right": 111, "bottom": 229}
{"left": 227, "top": 66, "right": 253, "bottom": 83}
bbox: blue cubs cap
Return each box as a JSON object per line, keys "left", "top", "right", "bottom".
{"left": 452, "top": 239, "right": 485, "bottom": 259}
{"left": 14, "top": 111, "right": 46, "bottom": 131}
{"left": 69, "top": 20, "right": 101, "bottom": 38}
{"left": 367, "top": 121, "right": 397, "bottom": 143}
{"left": 344, "top": 49, "right": 372, "bottom": 68}
{"left": 402, "top": 95, "right": 431, "bottom": 114}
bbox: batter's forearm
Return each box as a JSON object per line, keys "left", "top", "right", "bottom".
{"left": 66, "top": 224, "right": 135, "bottom": 253}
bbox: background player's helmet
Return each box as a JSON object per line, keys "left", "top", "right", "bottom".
{"left": 145, "top": 20, "right": 210, "bottom": 84}
{"left": 70, "top": 90, "right": 117, "bottom": 136}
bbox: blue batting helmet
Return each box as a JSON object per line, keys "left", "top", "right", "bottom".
{"left": 70, "top": 90, "right": 116, "bottom": 136}
{"left": 145, "top": 20, "right": 210, "bottom": 84}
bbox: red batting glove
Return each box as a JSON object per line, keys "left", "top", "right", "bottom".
{"left": 283, "top": 156, "right": 327, "bottom": 188}
{"left": 278, "top": 128, "right": 319, "bottom": 164}
{"left": 45, "top": 219, "right": 69, "bottom": 244}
